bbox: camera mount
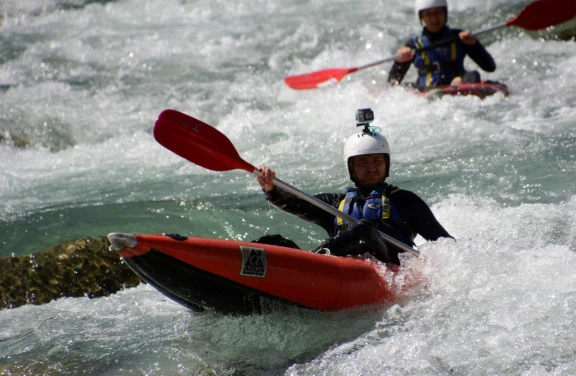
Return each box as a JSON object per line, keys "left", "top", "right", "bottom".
{"left": 356, "top": 108, "right": 375, "bottom": 135}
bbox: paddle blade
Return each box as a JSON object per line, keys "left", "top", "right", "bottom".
{"left": 284, "top": 67, "right": 358, "bottom": 90}
{"left": 153, "top": 109, "right": 256, "bottom": 173}
{"left": 507, "top": 0, "right": 576, "bottom": 31}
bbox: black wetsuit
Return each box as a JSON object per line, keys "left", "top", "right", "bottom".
{"left": 388, "top": 26, "right": 496, "bottom": 89}
{"left": 263, "top": 184, "right": 453, "bottom": 256}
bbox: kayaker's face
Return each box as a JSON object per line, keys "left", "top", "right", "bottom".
{"left": 421, "top": 7, "right": 446, "bottom": 33}
{"left": 350, "top": 153, "right": 387, "bottom": 189}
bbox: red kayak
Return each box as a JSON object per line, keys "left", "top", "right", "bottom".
{"left": 108, "top": 232, "right": 423, "bottom": 314}
{"left": 418, "top": 81, "right": 510, "bottom": 100}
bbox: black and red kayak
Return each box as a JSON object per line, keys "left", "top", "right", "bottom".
{"left": 416, "top": 81, "right": 510, "bottom": 100}
{"left": 107, "top": 232, "right": 422, "bottom": 315}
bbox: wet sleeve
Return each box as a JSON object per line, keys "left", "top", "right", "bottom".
{"left": 263, "top": 187, "right": 343, "bottom": 236}
{"left": 387, "top": 61, "right": 412, "bottom": 85}
{"left": 393, "top": 190, "right": 453, "bottom": 241}
{"left": 464, "top": 41, "right": 496, "bottom": 72}
{"left": 387, "top": 39, "right": 417, "bottom": 86}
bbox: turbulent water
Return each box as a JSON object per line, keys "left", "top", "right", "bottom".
{"left": 1, "top": 0, "right": 575, "bottom": 374}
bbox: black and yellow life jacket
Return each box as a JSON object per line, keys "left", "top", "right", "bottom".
{"left": 413, "top": 27, "right": 466, "bottom": 90}
{"left": 334, "top": 184, "right": 412, "bottom": 245}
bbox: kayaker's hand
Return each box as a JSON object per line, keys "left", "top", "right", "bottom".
{"left": 395, "top": 47, "right": 415, "bottom": 63}
{"left": 459, "top": 30, "right": 477, "bottom": 45}
{"left": 257, "top": 166, "right": 276, "bottom": 192}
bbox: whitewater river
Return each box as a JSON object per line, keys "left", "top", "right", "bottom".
{"left": 1, "top": 0, "right": 575, "bottom": 374}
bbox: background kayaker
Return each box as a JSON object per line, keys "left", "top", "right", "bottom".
{"left": 256, "top": 108, "right": 453, "bottom": 265}
{"left": 387, "top": 0, "right": 496, "bottom": 91}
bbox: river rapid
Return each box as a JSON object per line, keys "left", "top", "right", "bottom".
{"left": 1, "top": 0, "right": 575, "bottom": 375}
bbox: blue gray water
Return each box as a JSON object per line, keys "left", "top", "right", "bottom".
{"left": 1, "top": 0, "right": 575, "bottom": 374}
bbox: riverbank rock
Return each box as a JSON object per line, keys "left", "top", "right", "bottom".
{"left": 0, "top": 131, "right": 30, "bottom": 148}
{"left": 0, "top": 237, "right": 141, "bottom": 310}
{"left": 555, "top": 18, "right": 576, "bottom": 41}
{"left": 556, "top": 28, "right": 576, "bottom": 41}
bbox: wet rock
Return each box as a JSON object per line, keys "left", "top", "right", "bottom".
{"left": 0, "top": 131, "right": 31, "bottom": 148}
{"left": 0, "top": 237, "right": 142, "bottom": 310}
{"left": 555, "top": 18, "right": 576, "bottom": 42}
{"left": 556, "top": 28, "right": 576, "bottom": 41}
{"left": 0, "top": 362, "right": 56, "bottom": 376}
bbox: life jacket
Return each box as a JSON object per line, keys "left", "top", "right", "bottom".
{"left": 413, "top": 27, "right": 466, "bottom": 90}
{"left": 334, "top": 184, "right": 412, "bottom": 246}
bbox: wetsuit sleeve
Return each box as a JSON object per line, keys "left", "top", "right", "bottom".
{"left": 387, "top": 39, "right": 417, "bottom": 86}
{"left": 263, "top": 186, "right": 344, "bottom": 237}
{"left": 387, "top": 61, "right": 412, "bottom": 85}
{"left": 464, "top": 41, "right": 496, "bottom": 72}
{"left": 447, "top": 28, "right": 496, "bottom": 73}
{"left": 392, "top": 190, "right": 453, "bottom": 242}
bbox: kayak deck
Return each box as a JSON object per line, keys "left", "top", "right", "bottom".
{"left": 419, "top": 81, "right": 510, "bottom": 100}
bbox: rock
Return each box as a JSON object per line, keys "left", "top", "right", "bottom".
{"left": 0, "top": 131, "right": 31, "bottom": 149}
{"left": 0, "top": 237, "right": 142, "bottom": 310}
{"left": 0, "top": 362, "right": 53, "bottom": 376}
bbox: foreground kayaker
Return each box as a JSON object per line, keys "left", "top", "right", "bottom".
{"left": 388, "top": 0, "right": 496, "bottom": 91}
{"left": 256, "top": 108, "right": 453, "bottom": 265}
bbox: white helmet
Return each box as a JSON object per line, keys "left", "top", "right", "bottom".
{"left": 415, "top": 0, "right": 448, "bottom": 16}
{"left": 343, "top": 131, "right": 391, "bottom": 180}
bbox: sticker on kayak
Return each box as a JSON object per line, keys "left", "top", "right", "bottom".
{"left": 240, "top": 246, "right": 267, "bottom": 278}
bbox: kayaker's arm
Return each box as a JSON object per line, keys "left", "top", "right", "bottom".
{"left": 387, "top": 61, "right": 412, "bottom": 86}
{"left": 263, "top": 186, "right": 343, "bottom": 237}
{"left": 392, "top": 190, "right": 453, "bottom": 242}
{"left": 257, "top": 165, "right": 341, "bottom": 236}
{"left": 462, "top": 39, "right": 496, "bottom": 72}
{"left": 451, "top": 28, "right": 495, "bottom": 73}
{"left": 387, "top": 39, "right": 417, "bottom": 86}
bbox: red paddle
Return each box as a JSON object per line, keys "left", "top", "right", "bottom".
{"left": 153, "top": 109, "right": 419, "bottom": 256}
{"left": 284, "top": 0, "right": 576, "bottom": 90}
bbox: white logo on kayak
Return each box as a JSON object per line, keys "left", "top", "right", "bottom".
{"left": 240, "top": 247, "right": 267, "bottom": 278}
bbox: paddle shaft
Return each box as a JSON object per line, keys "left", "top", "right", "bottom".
{"left": 251, "top": 168, "right": 419, "bottom": 256}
